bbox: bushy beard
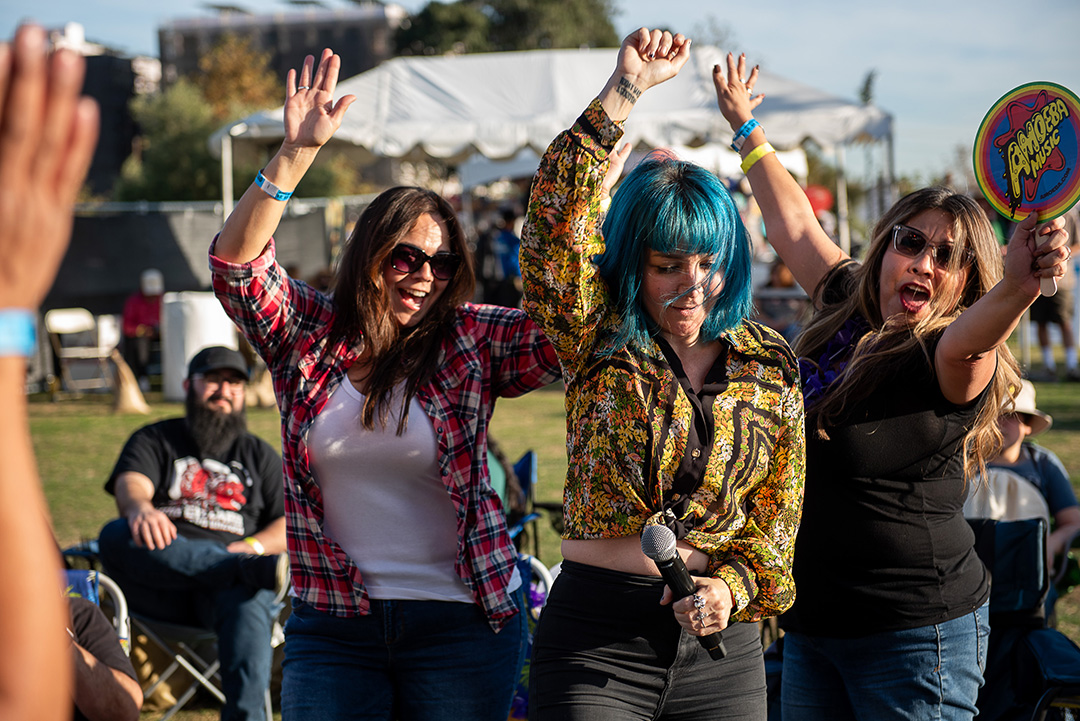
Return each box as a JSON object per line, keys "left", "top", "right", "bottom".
{"left": 185, "top": 387, "right": 247, "bottom": 460}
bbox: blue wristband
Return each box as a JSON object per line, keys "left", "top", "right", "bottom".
{"left": 255, "top": 169, "right": 293, "bottom": 202}
{"left": 0, "top": 309, "right": 36, "bottom": 357}
{"left": 730, "top": 118, "right": 760, "bottom": 151}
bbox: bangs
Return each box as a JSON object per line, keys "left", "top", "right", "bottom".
{"left": 647, "top": 184, "right": 737, "bottom": 261}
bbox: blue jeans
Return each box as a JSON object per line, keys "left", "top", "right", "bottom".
{"left": 781, "top": 603, "right": 990, "bottom": 721}
{"left": 98, "top": 518, "right": 276, "bottom": 721}
{"left": 280, "top": 589, "right": 527, "bottom": 721}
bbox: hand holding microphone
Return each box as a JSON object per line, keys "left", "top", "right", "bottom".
{"left": 641, "top": 524, "right": 727, "bottom": 660}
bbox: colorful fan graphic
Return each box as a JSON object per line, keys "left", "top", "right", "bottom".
{"left": 973, "top": 82, "right": 1080, "bottom": 222}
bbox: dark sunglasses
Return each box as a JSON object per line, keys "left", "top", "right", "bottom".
{"left": 891, "top": 224, "right": 974, "bottom": 269}
{"left": 389, "top": 244, "right": 461, "bottom": 281}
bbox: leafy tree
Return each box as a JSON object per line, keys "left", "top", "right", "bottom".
{"left": 396, "top": 1, "right": 492, "bottom": 55}
{"left": 196, "top": 34, "right": 283, "bottom": 121}
{"left": 484, "top": 0, "right": 619, "bottom": 50}
{"left": 114, "top": 79, "right": 223, "bottom": 201}
{"left": 396, "top": 0, "right": 619, "bottom": 55}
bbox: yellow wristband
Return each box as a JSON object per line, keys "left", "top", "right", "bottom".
{"left": 740, "top": 142, "right": 775, "bottom": 175}
{"left": 243, "top": 537, "right": 265, "bottom": 555}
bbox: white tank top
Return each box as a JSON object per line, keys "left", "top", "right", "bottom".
{"left": 307, "top": 379, "right": 475, "bottom": 602}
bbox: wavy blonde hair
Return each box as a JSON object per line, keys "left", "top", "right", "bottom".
{"left": 794, "top": 187, "right": 1021, "bottom": 479}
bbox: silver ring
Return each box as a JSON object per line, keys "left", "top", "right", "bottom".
{"left": 297, "top": 85, "right": 310, "bottom": 90}
{"left": 1067, "top": 247, "right": 1073, "bottom": 261}
{"left": 747, "top": 87, "right": 753, "bottom": 95}
{"left": 692, "top": 594, "right": 706, "bottom": 609}
{"left": 695, "top": 611, "right": 707, "bottom": 623}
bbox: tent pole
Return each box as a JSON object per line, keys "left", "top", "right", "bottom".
{"left": 835, "top": 145, "right": 850, "bottom": 255}
{"left": 886, "top": 129, "right": 897, "bottom": 209}
{"left": 222, "top": 133, "right": 234, "bottom": 220}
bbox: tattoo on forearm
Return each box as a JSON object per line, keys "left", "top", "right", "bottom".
{"left": 616, "top": 77, "right": 642, "bottom": 104}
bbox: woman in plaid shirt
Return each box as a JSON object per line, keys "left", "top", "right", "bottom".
{"left": 210, "top": 49, "right": 560, "bottom": 721}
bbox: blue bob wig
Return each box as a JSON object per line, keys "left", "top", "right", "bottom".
{"left": 596, "top": 151, "right": 754, "bottom": 354}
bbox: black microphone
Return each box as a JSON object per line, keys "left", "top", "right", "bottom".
{"left": 641, "top": 524, "right": 727, "bottom": 660}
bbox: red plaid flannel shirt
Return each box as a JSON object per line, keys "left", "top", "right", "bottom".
{"left": 210, "top": 238, "right": 560, "bottom": 629}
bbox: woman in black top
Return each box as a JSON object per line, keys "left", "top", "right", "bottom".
{"left": 714, "top": 53, "right": 1071, "bottom": 721}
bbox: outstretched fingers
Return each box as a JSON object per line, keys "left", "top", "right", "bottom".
{"left": 320, "top": 50, "right": 343, "bottom": 93}
{"left": 38, "top": 49, "right": 85, "bottom": 195}
{"left": 0, "top": 25, "right": 48, "bottom": 180}
{"left": 329, "top": 93, "right": 357, "bottom": 123}
{"left": 310, "top": 48, "right": 335, "bottom": 92}
{"left": 57, "top": 97, "right": 98, "bottom": 208}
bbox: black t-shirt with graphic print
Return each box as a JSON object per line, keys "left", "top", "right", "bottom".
{"left": 105, "top": 418, "right": 284, "bottom": 544}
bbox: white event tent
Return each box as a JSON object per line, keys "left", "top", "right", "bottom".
{"left": 214, "top": 45, "right": 892, "bottom": 249}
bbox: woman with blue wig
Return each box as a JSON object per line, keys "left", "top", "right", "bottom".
{"left": 520, "top": 28, "right": 805, "bottom": 720}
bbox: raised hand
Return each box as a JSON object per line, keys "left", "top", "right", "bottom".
{"left": 601, "top": 28, "right": 691, "bottom": 122}
{"left": 0, "top": 24, "right": 99, "bottom": 309}
{"left": 712, "top": 52, "right": 764, "bottom": 131}
{"left": 617, "top": 28, "right": 691, "bottom": 93}
{"left": 1002, "top": 213, "right": 1070, "bottom": 299}
{"left": 282, "top": 48, "right": 356, "bottom": 151}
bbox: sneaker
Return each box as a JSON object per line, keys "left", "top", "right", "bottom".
{"left": 273, "top": 553, "right": 290, "bottom": 597}
{"left": 1066, "top": 369, "right": 1080, "bottom": 383}
{"left": 237, "top": 553, "right": 289, "bottom": 594}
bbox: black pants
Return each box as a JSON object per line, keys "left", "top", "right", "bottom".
{"left": 529, "top": 560, "right": 766, "bottom": 721}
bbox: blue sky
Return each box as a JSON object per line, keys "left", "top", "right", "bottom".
{"left": 3, "top": 0, "right": 1078, "bottom": 180}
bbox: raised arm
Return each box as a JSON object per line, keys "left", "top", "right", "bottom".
{"left": 215, "top": 48, "right": 355, "bottom": 263}
{"left": 713, "top": 53, "right": 845, "bottom": 296}
{"left": 0, "top": 23, "right": 99, "bottom": 721}
{"left": 935, "top": 213, "right": 1070, "bottom": 404}
{"left": 520, "top": 28, "right": 690, "bottom": 363}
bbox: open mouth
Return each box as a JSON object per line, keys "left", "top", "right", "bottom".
{"left": 899, "top": 283, "right": 930, "bottom": 313}
{"left": 398, "top": 287, "right": 428, "bottom": 311}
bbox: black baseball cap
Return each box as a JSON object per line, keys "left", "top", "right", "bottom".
{"left": 187, "top": 346, "right": 249, "bottom": 380}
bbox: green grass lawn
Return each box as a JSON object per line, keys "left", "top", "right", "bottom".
{"left": 33, "top": 379, "right": 1080, "bottom": 719}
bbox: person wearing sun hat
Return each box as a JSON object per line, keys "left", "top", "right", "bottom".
{"left": 988, "top": 379, "right": 1080, "bottom": 565}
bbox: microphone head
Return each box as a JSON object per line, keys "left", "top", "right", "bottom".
{"left": 640, "top": 524, "right": 678, "bottom": 563}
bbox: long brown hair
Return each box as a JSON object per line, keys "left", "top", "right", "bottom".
{"left": 794, "top": 187, "right": 1021, "bottom": 479}
{"left": 329, "top": 186, "right": 476, "bottom": 433}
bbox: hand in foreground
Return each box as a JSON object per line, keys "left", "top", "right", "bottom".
{"left": 127, "top": 507, "right": 178, "bottom": 550}
{"left": 712, "top": 52, "right": 764, "bottom": 131}
{"left": 0, "top": 24, "right": 99, "bottom": 309}
{"left": 1002, "top": 213, "right": 1070, "bottom": 299}
{"left": 661, "top": 575, "right": 734, "bottom": 634}
{"left": 282, "top": 48, "right": 356, "bottom": 152}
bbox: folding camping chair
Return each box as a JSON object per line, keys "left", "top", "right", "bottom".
{"left": 64, "top": 541, "right": 288, "bottom": 720}
{"left": 43, "top": 307, "right": 115, "bottom": 397}
{"left": 64, "top": 567, "right": 132, "bottom": 656}
{"left": 969, "top": 517, "right": 1080, "bottom": 721}
{"left": 129, "top": 573, "right": 289, "bottom": 721}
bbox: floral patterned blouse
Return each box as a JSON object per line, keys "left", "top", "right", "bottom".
{"left": 520, "top": 98, "right": 805, "bottom": 622}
